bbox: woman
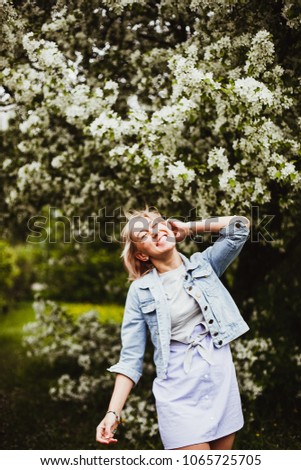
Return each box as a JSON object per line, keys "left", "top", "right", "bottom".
{"left": 96, "top": 206, "right": 251, "bottom": 450}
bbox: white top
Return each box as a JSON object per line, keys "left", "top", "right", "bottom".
{"left": 158, "top": 262, "right": 205, "bottom": 343}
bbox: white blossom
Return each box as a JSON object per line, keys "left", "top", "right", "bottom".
{"left": 51, "top": 155, "right": 65, "bottom": 169}
{"left": 19, "top": 113, "right": 41, "bottom": 134}
{"left": 207, "top": 147, "right": 229, "bottom": 171}
{"left": 218, "top": 169, "right": 236, "bottom": 189}
{"left": 167, "top": 160, "right": 195, "bottom": 181}
{"left": 2, "top": 158, "right": 12, "bottom": 170}
{"left": 244, "top": 30, "right": 275, "bottom": 76}
{"left": 31, "top": 282, "right": 47, "bottom": 292}
{"left": 233, "top": 77, "right": 274, "bottom": 107}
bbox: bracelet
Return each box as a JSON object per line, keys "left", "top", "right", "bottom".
{"left": 106, "top": 410, "right": 119, "bottom": 421}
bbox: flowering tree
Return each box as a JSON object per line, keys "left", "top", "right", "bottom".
{"left": 1, "top": 0, "right": 300, "bottom": 242}
{"left": 2, "top": 1, "right": 300, "bottom": 445}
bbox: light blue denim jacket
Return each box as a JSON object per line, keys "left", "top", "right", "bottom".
{"left": 108, "top": 218, "right": 250, "bottom": 385}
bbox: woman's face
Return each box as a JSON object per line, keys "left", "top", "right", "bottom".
{"left": 130, "top": 216, "right": 176, "bottom": 261}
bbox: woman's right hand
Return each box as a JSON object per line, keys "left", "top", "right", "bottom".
{"left": 167, "top": 219, "right": 192, "bottom": 242}
{"left": 96, "top": 413, "right": 119, "bottom": 445}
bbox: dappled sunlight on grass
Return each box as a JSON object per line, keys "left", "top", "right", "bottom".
{"left": 0, "top": 302, "right": 35, "bottom": 338}
{"left": 0, "top": 301, "right": 124, "bottom": 341}
{"left": 60, "top": 302, "right": 124, "bottom": 324}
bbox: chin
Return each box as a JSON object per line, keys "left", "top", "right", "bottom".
{"left": 159, "top": 241, "right": 176, "bottom": 251}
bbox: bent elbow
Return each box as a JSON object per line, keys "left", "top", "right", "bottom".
{"left": 235, "top": 215, "right": 251, "bottom": 230}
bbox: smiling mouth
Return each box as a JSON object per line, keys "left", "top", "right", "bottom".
{"left": 156, "top": 234, "right": 168, "bottom": 246}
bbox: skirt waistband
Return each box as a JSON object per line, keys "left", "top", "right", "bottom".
{"left": 170, "top": 322, "right": 215, "bottom": 373}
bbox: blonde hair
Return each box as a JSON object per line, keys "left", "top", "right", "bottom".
{"left": 120, "top": 205, "right": 163, "bottom": 281}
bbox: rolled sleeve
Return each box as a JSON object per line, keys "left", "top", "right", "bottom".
{"left": 107, "top": 282, "right": 147, "bottom": 386}
{"left": 202, "top": 216, "right": 250, "bottom": 278}
{"left": 107, "top": 362, "right": 142, "bottom": 386}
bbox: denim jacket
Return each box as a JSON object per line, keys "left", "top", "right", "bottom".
{"left": 107, "top": 219, "right": 250, "bottom": 385}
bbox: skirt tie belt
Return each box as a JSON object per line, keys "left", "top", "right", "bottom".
{"left": 182, "top": 322, "right": 215, "bottom": 374}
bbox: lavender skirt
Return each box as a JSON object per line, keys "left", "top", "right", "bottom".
{"left": 152, "top": 324, "right": 244, "bottom": 449}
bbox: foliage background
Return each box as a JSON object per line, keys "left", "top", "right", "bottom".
{"left": 0, "top": 0, "right": 300, "bottom": 450}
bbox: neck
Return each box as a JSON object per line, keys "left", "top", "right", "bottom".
{"left": 150, "top": 249, "right": 183, "bottom": 274}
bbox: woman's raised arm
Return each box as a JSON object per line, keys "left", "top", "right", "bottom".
{"left": 167, "top": 215, "right": 250, "bottom": 242}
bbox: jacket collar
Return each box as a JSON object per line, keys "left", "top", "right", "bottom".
{"left": 137, "top": 251, "right": 200, "bottom": 289}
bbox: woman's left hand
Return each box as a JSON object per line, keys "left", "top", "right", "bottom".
{"left": 167, "top": 219, "right": 191, "bottom": 242}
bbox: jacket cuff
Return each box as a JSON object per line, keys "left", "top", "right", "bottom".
{"left": 218, "top": 218, "right": 250, "bottom": 238}
{"left": 107, "top": 362, "right": 142, "bottom": 386}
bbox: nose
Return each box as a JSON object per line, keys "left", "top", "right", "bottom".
{"left": 149, "top": 223, "right": 158, "bottom": 239}
{"left": 150, "top": 221, "right": 166, "bottom": 239}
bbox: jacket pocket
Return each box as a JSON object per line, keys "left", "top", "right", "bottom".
{"left": 192, "top": 264, "right": 219, "bottom": 296}
{"left": 192, "top": 264, "right": 213, "bottom": 278}
{"left": 140, "top": 301, "right": 156, "bottom": 313}
{"left": 140, "top": 301, "right": 157, "bottom": 325}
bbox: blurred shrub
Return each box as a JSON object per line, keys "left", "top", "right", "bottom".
{"left": 23, "top": 298, "right": 120, "bottom": 401}
{"left": 42, "top": 243, "right": 128, "bottom": 303}
{"left": 242, "top": 240, "right": 301, "bottom": 420}
{"left": 3, "top": 239, "right": 128, "bottom": 304}
{"left": 0, "top": 240, "right": 21, "bottom": 312}
{"left": 12, "top": 243, "right": 46, "bottom": 301}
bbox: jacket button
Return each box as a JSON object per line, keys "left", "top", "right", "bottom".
{"left": 235, "top": 222, "right": 241, "bottom": 228}
{"left": 204, "top": 306, "right": 208, "bottom": 311}
{"left": 213, "top": 332, "right": 218, "bottom": 337}
{"left": 208, "top": 318, "right": 213, "bottom": 324}
{"left": 185, "top": 274, "right": 189, "bottom": 280}
{"left": 188, "top": 286, "right": 192, "bottom": 291}
{"left": 218, "top": 340, "right": 223, "bottom": 346}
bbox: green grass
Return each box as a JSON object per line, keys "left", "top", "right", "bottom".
{"left": 0, "top": 302, "right": 36, "bottom": 338}
{"left": 0, "top": 301, "right": 123, "bottom": 336}
{"left": 60, "top": 302, "right": 124, "bottom": 324}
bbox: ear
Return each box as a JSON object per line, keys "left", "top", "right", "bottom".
{"left": 135, "top": 252, "right": 149, "bottom": 262}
